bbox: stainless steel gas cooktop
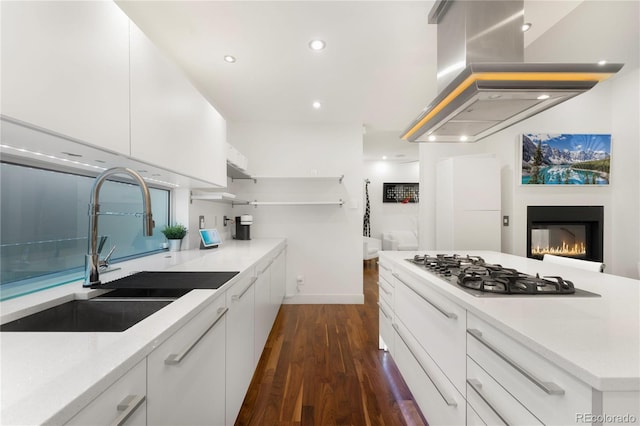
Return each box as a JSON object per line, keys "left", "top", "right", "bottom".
{"left": 406, "top": 254, "right": 600, "bottom": 298}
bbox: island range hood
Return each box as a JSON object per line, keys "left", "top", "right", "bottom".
{"left": 401, "top": 0, "right": 623, "bottom": 143}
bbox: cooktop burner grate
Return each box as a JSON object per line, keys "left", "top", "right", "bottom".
{"left": 405, "top": 254, "right": 594, "bottom": 296}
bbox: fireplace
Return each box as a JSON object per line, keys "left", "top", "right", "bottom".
{"left": 527, "top": 206, "right": 603, "bottom": 262}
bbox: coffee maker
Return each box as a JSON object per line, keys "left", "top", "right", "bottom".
{"left": 235, "top": 215, "right": 252, "bottom": 240}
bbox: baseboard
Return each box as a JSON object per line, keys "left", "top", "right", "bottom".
{"left": 282, "top": 293, "right": 364, "bottom": 304}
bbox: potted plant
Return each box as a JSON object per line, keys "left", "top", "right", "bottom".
{"left": 161, "top": 223, "right": 187, "bottom": 252}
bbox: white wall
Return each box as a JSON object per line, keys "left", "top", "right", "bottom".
{"left": 172, "top": 187, "right": 235, "bottom": 251}
{"left": 228, "top": 122, "right": 363, "bottom": 303}
{"left": 417, "top": 1, "right": 640, "bottom": 278}
{"left": 363, "top": 160, "right": 419, "bottom": 240}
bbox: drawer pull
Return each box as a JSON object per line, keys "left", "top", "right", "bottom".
{"left": 165, "top": 307, "right": 229, "bottom": 365}
{"left": 467, "top": 329, "right": 565, "bottom": 396}
{"left": 259, "top": 259, "right": 274, "bottom": 275}
{"left": 377, "top": 281, "right": 392, "bottom": 296}
{"left": 393, "top": 323, "right": 458, "bottom": 407}
{"left": 111, "top": 394, "right": 145, "bottom": 426}
{"left": 467, "top": 379, "right": 510, "bottom": 426}
{"left": 377, "top": 302, "right": 392, "bottom": 320}
{"left": 393, "top": 273, "right": 457, "bottom": 320}
{"left": 232, "top": 277, "right": 257, "bottom": 301}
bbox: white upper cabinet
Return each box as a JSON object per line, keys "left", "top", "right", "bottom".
{"left": 129, "top": 23, "right": 226, "bottom": 187}
{"left": 1, "top": 1, "right": 131, "bottom": 156}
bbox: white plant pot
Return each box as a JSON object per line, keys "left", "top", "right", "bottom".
{"left": 168, "top": 239, "right": 182, "bottom": 252}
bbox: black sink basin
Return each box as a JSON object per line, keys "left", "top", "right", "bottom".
{"left": 0, "top": 299, "right": 173, "bottom": 332}
{"left": 94, "top": 271, "right": 239, "bottom": 290}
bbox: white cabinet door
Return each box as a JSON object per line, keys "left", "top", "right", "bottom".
{"left": 254, "top": 256, "right": 273, "bottom": 365}
{"left": 1, "top": 1, "right": 131, "bottom": 155}
{"left": 66, "top": 360, "right": 146, "bottom": 426}
{"left": 270, "top": 249, "right": 286, "bottom": 314}
{"left": 393, "top": 321, "right": 466, "bottom": 426}
{"left": 226, "top": 271, "right": 257, "bottom": 425}
{"left": 129, "top": 23, "right": 226, "bottom": 186}
{"left": 147, "top": 296, "right": 227, "bottom": 426}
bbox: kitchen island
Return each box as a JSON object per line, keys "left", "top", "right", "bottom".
{"left": 0, "top": 238, "right": 286, "bottom": 425}
{"left": 378, "top": 250, "right": 640, "bottom": 425}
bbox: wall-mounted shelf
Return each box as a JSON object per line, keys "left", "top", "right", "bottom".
{"left": 250, "top": 175, "right": 344, "bottom": 184}
{"left": 190, "top": 191, "right": 249, "bottom": 206}
{"left": 227, "top": 162, "right": 253, "bottom": 181}
{"left": 249, "top": 200, "right": 344, "bottom": 207}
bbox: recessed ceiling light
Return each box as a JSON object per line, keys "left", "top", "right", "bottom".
{"left": 521, "top": 22, "right": 532, "bottom": 32}
{"left": 598, "top": 60, "right": 607, "bottom": 66}
{"left": 459, "top": 135, "right": 468, "bottom": 142}
{"left": 382, "top": 156, "right": 387, "bottom": 160}
{"left": 428, "top": 135, "right": 436, "bottom": 142}
{"left": 224, "top": 55, "right": 236, "bottom": 63}
{"left": 308, "top": 40, "right": 326, "bottom": 51}
{"left": 537, "top": 94, "right": 550, "bottom": 100}
{"left": 312, "top": 101, "right": 322, "bottom": 109}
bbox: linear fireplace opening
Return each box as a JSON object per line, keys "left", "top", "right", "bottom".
{"left": 527, "top": 206, "right": 603, "bottom": 262}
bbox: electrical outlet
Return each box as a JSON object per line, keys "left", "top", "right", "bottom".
{"left": 199, "top": 215, "right": 205, "bottom": 229}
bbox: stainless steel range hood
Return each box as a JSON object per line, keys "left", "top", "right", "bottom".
{"left": 401, "top": 0, "right": 623, "bottom": 143}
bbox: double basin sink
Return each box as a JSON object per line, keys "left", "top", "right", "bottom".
{"left": 0, "top": 271, "right": 238, "bottom": 333}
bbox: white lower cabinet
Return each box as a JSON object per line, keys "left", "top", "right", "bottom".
{"left": 254, "top": 257, "right": 272, "bottom": 365}
{"left": 147, "top": 295, "right": 227, "bottom": 426}
{"left": 66, "top": 360, "right": 146, "bottom": 426}
{"left": 467, "top": 313, "right": 592, "bottom": 425}
{"left": 226, "top": 271, "right": 257, "bottom": 425}
{"left": 393, "top": 268, "right": 467, "bottom": 394}
{"left": 467, "top": 356, "right": 543, "bottom": 425}
{"left": 393, "top": 320, "right": 466, "bottom": 425}
{"left": 270, "top": 248, "right": 286, "bottom": 319}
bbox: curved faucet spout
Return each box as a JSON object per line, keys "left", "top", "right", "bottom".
{"left": 84, "top": 167, "right": 153, "bottom": 287}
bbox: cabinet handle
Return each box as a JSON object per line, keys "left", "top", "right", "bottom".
{"left": 377, "top": 302, "right": 392, "bottom": 320}
{"left": 111, "top": 394, "right": 145, "bottom": 426}
{"left": 392, "top": 323, "right": 458, "bottom": 407}
{"left": 259, "top": 260, "right": 274, "bottom": 275}
{"left": 377, "top": 281, "right": 392, "bottom": 296}
{"left": 232, "top": 277, "right": 257, "bottom": 301}
{"left": 378, "top": 262, "right": 391, "bottom": 271}
{"left": 467, "top": 329, "right": 565, "bottom": 396}
{"left": 467, "top": 379, "right": 510, "bottom": 426}
{"left": 165, "top": 307, "right": 229, "bottom": 365}
{"left": 393, "top": 273, "right": 457, "bottom": 320}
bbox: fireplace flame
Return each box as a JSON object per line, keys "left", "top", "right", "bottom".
{"left": 532, "top": 241, "right": 586, "bottom": 257}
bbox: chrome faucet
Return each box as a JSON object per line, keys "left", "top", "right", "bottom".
{"left": 84, "top": 167, "right": 153, "bottom": 287}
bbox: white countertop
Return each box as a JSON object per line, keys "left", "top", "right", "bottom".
{"left": 0, "top": 238, "right": 285, "bottom": 425}
{"left": 379, "top": 250, "right": 640, "bottom": 393}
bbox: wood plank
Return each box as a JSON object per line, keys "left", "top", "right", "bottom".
{"left": 235, "top": 265, "right": 428, "bottom": 426}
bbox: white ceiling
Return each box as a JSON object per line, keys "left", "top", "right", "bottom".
{"left": 116, "top": 0, "right": 584, "bottom": 162}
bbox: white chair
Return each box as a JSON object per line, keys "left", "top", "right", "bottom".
{"left": 381, "top": 231, "right": 418, "bottom": 251}
{"left": 363, "top": 236, "right": 381, "bottom": 262}
{"left": 543, "top": 254, "right": 605, "bottom": 273}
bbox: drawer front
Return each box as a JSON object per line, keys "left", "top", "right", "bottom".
{"left": 394, "top": 269, "right": 466, "bottom": 394}
{"left": 378, "top": 274, "right": 394, "bottom": 308}
{"left": 378, "top": 299, "right": 394, "bottom": 354}
{"left": 378, "top": 260, "right": 394, "bottom": 285}
{"left": 66, "top": 359, "right": 146, "bottom": 426}
{"left": 467, "top": 313, "right": 592, "bottom": 425}
{"left": 393, "top": 321, "right": 465, "bottom": 426}
{"left": 466, "top": 403, "right": 486, "bottom": 426}
{"left": 467, "top": 356, "right": 543, "bottom": 425}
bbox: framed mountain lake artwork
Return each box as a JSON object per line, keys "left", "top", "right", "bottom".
{"left": 521, "top": 133, "right": 612, "bottom": 185}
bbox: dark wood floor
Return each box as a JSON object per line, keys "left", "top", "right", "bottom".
{"left": 235, "top": 261, "right": 428, "bottom": 426}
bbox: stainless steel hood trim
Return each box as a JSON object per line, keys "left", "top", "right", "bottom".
{"left": 401, "top": 62, "right": 623, "bottom": 143}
